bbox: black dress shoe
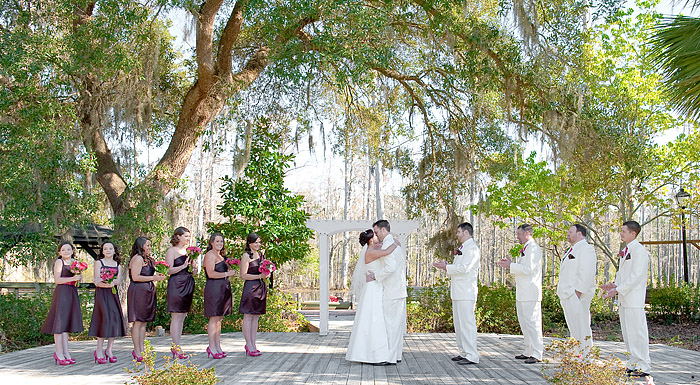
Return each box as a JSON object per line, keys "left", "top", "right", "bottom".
{"left": 515, "top": 354, "right": 529, "bottom": 360}
{"left": 451, "top": 355, "right": 464, "bottom": 361}
{"left": 524, "top": 357, "right": 540, "bottom": 364}
{"left": 625, "top": 368, "right": 633, "bottom": 374}
{"left": 397, "top": 360, "right": 401, "bottom": 363}
{"left": 456, "top": 358, "right": 477, "bottom": 365}
{"left": 371, "top": 361, "right": 390, "bottom": 366}
{"left": 628, "top": 370, "right": 650, "bottom": 378}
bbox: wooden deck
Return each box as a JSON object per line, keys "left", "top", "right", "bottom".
{"left": 1, "top": 331, "right": 699, "bottom": 384}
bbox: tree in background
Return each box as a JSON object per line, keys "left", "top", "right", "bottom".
{"left": 210, "top": 119, "right": 313, "bottom": 267}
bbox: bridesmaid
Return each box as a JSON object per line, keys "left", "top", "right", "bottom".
{"left": 41, "top": 241, "right": 83, "bottom": 365}
{"left": 203, "top": 233, "right": 234, "bottom": 359}
{"left": 127, "top": 237, "right": 166, "bottom": 362}
{"left": 165, "top": 227, "right": 196, "bottom": 359}
{"left": 239, "top": 232, "right": 270, "bottom": 356}
{"left": 88, "top": 241, "right": 127, "bottom": 364}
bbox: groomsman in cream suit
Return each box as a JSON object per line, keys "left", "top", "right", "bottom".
{"left": 366, "top": 219, "right": 407, "bottom": 365}
{"left": 497, "top": 223, "right": 543, "bottom": 364}
{"left": 434, "top": 222, "right": 480, "bottom": 365}
{"left": 602, "top": 221, "right": 651, "bottom": 378}
{"left": 557, "top": 224, "right": 597, "bottom": 353}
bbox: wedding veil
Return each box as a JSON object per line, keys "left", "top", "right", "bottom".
{"left": 350, "top": 244, "right": 368, "bottom": 305}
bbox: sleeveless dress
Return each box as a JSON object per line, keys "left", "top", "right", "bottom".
{"left": 127, "top": 260, "right": 156, "bottom": 322}
{"left": 345, "top": 258, "right": 390, "bottom": 363}
{"left": 204, "top": 260, "right": 233, "bottom": 317}
{"left": 41, "top": 259, "right": 84, "bottom": 334}
{"left": 239, "top": 256, "right": 267, "bottom": 315}
{"left": 167, "top": 254, "right": 195, "bottom": 313}
{"left": 89, "top": 260, "right": 127, "bottom": 338}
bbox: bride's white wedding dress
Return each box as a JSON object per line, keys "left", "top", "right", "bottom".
{"left": 345, "top": 247, "right": 389, "bottom": 363}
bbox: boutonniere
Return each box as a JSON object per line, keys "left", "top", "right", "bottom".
{"left": 618, "top": 250, "right": 625, "bottom": 258}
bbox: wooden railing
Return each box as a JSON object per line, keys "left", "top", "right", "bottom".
{"left": 0, "top": 282, "right": 96, "bottom": 295}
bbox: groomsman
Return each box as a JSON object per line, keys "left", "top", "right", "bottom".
{"left": 602, "top": 221, "right": 651, "bottom": 378}
{"left": 557, "top": 224, "right": 597, "bottom": 353}
{"left": 497, "top": 223, "right": 543, "bottom": 364}
{"left": 433, "top": 222, "right": 480, "bottom": 365}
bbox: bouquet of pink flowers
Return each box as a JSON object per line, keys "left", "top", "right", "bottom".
{"left": 226, "top": 258, "right": 241, "bottom": 270}
{"left": 154, "top": 260, "right": 170, "bottom": 276}
{"left": 186, "top": 246, "right": 202, "bottom": 259}
{"left": 100, "top": 269, "right": 117, "bottom": 294}
{"left": 70, "top": 260, "right": 88, "bottom": 287}
{"left": 259, "top": 260, "right": 276, "bottom": 275}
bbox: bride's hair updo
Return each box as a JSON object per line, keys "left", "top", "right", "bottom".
{"left": 359, "top": 229, "right": 374, "bottom": 246}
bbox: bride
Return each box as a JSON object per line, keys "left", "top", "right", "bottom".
{"left": 345, "top": 229, "right": 399, "bottom": 364}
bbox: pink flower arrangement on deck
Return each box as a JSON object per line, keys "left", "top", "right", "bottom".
{"left": 100, "top": 269, "right": 117, "bottom": 294}
{"left": 69, "top": 260, "right": 88, "bottom": 287}
{"left": 259, "top": 260, "right": 276, "bottom": 275}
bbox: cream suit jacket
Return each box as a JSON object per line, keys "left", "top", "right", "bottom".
{"left": 446, "top": 238, "right": 480, "bottom": 301}
{"left": 615, "top": 239, "right": 649, "bottom": 308}
{"left": 373, "top": 234, "right": 408, "bottom": 300}
{"left": 557, "top": 240, "right": 597, "bottom": 299}
{"left": 510, "top": 239, "right": 543, "bottom": 302}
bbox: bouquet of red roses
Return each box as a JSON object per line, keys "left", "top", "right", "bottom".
{"left": 225, "top": 258, "right": 241, "bottom": 270}
{"left": 154, "top": 260, "right": 170, "bottom": 276}
{"left": 70, "top": 260, "right": 88, "bottom": 287}
{"left": 259, "top": 260, "right": 276, "bottom": 275}
{"left": 100, "top": 269, "right": 117, "bottom": 294}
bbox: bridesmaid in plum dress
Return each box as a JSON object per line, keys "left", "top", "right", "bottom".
{"left": 127, "top": 237, "right": 166, "bottom": 362}
{"left": 239, "top": 232, "right": 270, "bottom": 356}
{"left": 165, "top": 226, "right": 197, "bottom": 359}
{"left": 41, "top": 241, "right": 83, "bottom": 365}
{"left": 89, "top": 241, "right": 126, "bottom": 364}
{"left": 203, "top": 233, "right": 234, "bottom": 359}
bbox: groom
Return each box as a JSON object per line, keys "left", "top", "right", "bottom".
{"left": 366, "top": 219, "right": 407, "bottom": 365}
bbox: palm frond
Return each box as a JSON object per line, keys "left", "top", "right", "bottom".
{"left": 649, "top": 16, "right": 700, "bottom": 120}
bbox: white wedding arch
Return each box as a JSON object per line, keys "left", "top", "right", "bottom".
{"left": 305, "top": 219, "right": 420, "bottom": 335}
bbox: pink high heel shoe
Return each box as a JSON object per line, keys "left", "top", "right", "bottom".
{"left": 53, "top": 353, "right": 71, "bottom": 366}
{"left": 244, "top": 345, "right": 261, "bottom": 357}
{"left": 131, "top": 349, "right": 143, "bottom": 362}
{"left": 206, "top": 346, "right": 224, "bottom": 359}
{"left": 94, "top": 350, "right": 107, "bottom": 364}
{"left": 105, "top": 349, "right": 117, "bottom": 363}
{"left": 221, "top": 351, "right": 227, "bottom": 357}
{"left": 171, "top": 346, "right": 189, "bottom": 359}
{"left": 67, "top": 357, "right": 76, "bottom": 364}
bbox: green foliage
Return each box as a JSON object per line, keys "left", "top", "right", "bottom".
{"left": 649, "top": 15, "right": 700, "bottom": 120}
{"left": 542, "top": 338, "right": 631, "bottom": 384}
{"left": 129, "top": 340, "right": 220, "bottom": 385}
{"left": 406, "top": 278, "right": 454, "bottom": 332}
{"left": 647, "top": 282, "right": 700, "bottom": 324}
{"left": 211, "top": 119, "right": 313, "bottom": 267}
{"left": 407, "top": 280, "right": 620, "bottom": 334}
{"left": 153, "top": 272, "right": 308, "bottom": 334}
{"left": 0, "top": 288, "right": 93, "bottom": 352}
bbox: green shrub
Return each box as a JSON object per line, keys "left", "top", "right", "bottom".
{"left": 407, "top": 281, "right": 620, "bottom": 334}
{"left": 0, "top": 288, "right": 93, "bottom": 352}
{"left": 647, "top": 282, "right": 700, "bottom": 323}
{"left": 153, "top": 273, "right": 307, "bottom": 334}
{"left": 407, "top": 278, "right": 453, "bottom": 332}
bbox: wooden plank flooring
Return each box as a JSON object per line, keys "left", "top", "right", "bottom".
{"left": 1, "top": 331, "right": 699, "bottom": 384}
